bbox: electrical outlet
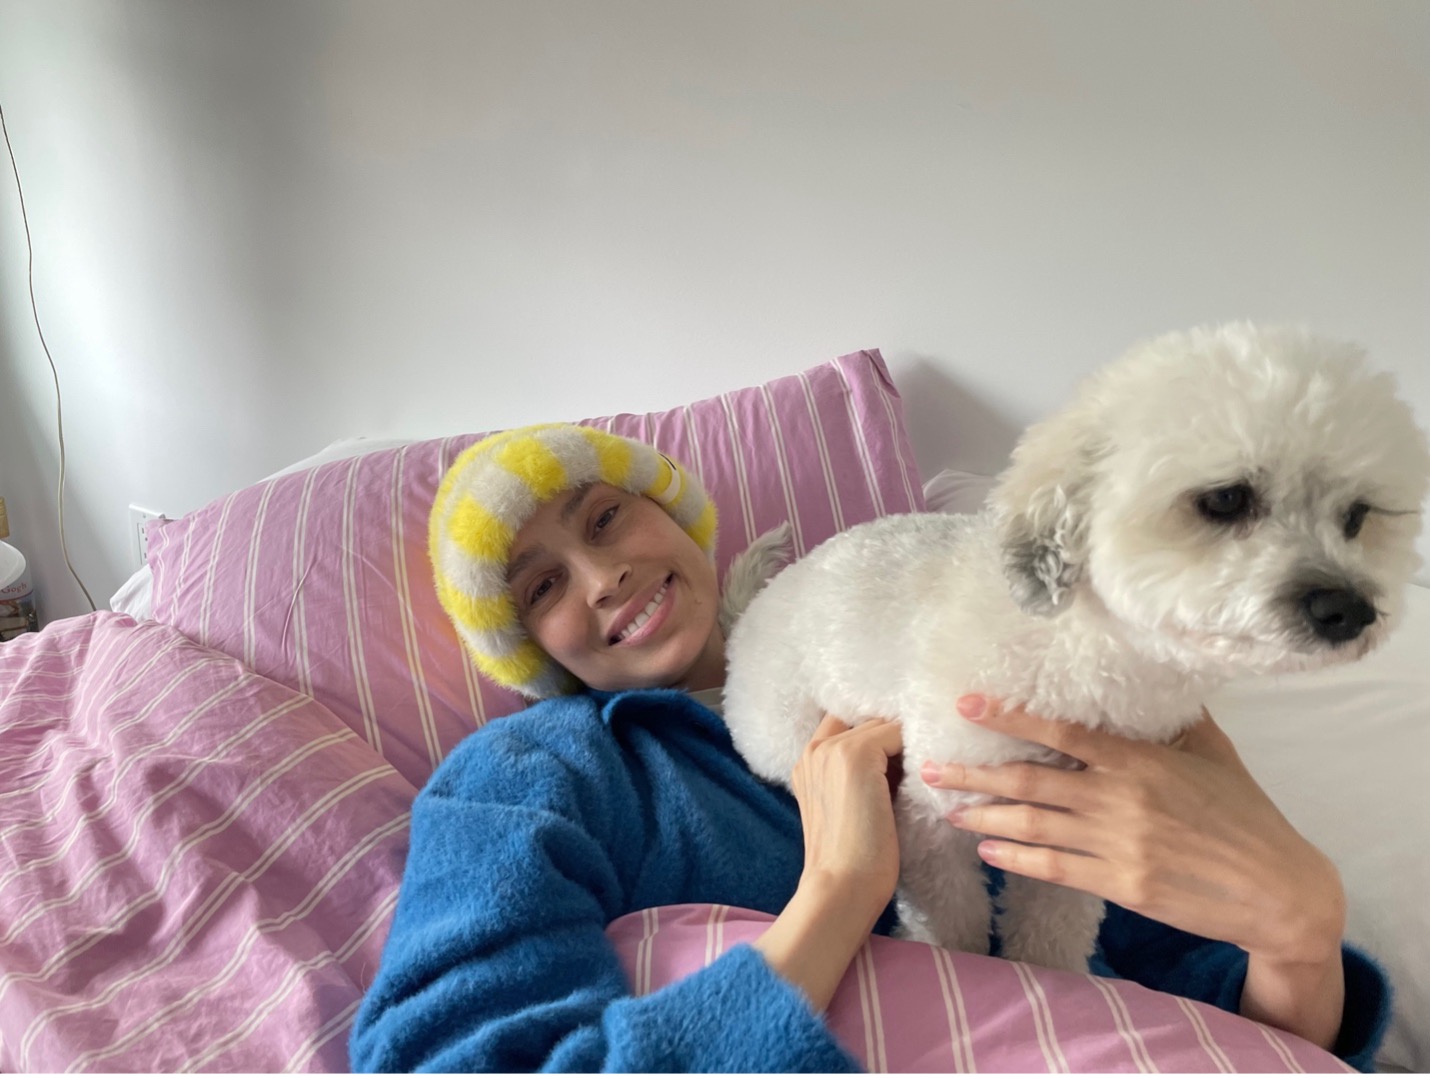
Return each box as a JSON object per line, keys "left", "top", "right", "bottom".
{"left": 128, "top": 505, "right": 164, "bottom": 569}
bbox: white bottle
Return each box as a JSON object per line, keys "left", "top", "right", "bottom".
{"left": 0, "top": 497, "right": 39, "bottom": 641}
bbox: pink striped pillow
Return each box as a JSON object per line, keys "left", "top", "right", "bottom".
{"left": 147, "top": 350, "right": 924, "bottom": 788}
{"left": 607, "top": 904, "right": 1354, "bottom": 1073}
{"left": 0, "top": 612, "right": 413, "bottom": 1073}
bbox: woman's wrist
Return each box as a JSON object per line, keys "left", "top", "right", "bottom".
{"left": 753, "top": 872, "right": 887, "bottom": 1012}
{"left": 1239, "top": 852, "right": 1347, "bottom": 1050}
{"left": 1250, "top": 851, "right": 1346, "bottom": 967}
{"left": 1241, "top": 947, "right": 1346, "bottom": 1051}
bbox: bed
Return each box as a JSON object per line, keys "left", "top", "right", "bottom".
{"left": 2, "top": 350, "right": 1425, "bottom": 1072}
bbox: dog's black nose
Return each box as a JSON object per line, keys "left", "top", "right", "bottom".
{"left": 1301, "top": 588, "right": 1377, "bottom": 643}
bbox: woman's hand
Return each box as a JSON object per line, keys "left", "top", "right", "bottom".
{"left": 791, "top": 714, "right": 904, "bottom": 902}
{"left": 921, "top": 695, "right": 1346, "bottom": 1048}
{"left": 755, "top": 715, "right": 903, "bottom": 1011}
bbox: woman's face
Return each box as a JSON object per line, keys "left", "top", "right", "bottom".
{"left": 507, "top": 483, "right": 724, "bottom": 692}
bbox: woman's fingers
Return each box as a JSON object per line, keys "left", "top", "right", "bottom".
{"left": 975, "top": 840, "right": 1109, "bottom": 895}
{"left": 955, "top": 695, "right": 1129, "bottom": 768}
{"left": 851, "top": 719, "right": 905, "bottom": 794}
{"left": 810, "top": 714, "right": 902, "bottom": 755}
{"left": 948, "top": 800, "right": 1098, "bottom": 855}
{"left": 956, "top": 696, "right": 1238, "bottom": 772}
{"left": 797, "top": 717, "right": 902, "bottom": 797}
{"left": 921, "top": 758, "right": 1092, "bottom": 812}
{"left": 855, "top": 717, "right": 904, "bottom": 756}
{"left": 809, "top": 712, "right": 854, "bottom": 743}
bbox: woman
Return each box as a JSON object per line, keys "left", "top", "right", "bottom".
{"left": 349, "top": 424, "right": 1388, "bottom": 1071}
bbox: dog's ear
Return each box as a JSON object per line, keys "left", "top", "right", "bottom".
{"left": 719, "top": 522, "right": 794, "bottom": 635}
{"left": 990, "top": 405, "right": 1102, "bottom": 617}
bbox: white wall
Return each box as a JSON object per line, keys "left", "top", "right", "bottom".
{"left": 1, "top": 0, "right": 1427, "bottom": 621}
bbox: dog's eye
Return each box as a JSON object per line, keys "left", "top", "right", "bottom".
{"left": 1195, "top": 483, "right": 1255, "bottom": 524}
{"left": 1344, "top": 501, "right": 1371, "bottom": 540}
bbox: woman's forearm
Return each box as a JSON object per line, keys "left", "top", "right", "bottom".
{"left": 763, "top": 716, "right": 903, "bottom": 1013}
{"left": 1240, "top": 948, "right": 1345, "bottom": 1051}
{"left": 754, "top": 871, "right": 883, "bottom": 1013}
{"left": 1239, "top": 852, "right": 1347, "bottom": 1051}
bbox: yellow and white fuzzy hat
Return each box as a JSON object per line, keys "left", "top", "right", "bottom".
{"left": 429, "top": 423, "right": 718, "bottom": 698}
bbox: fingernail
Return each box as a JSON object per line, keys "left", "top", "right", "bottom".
{"left": 957, "top": 694, "right": 987, "bottom": 719}
{"left": 919, "top": 761, "right": 941, "bottom": 785}
{"left": 947, "top": 808, "right": 966, "bottom": 826}
{"left": 978, "top": 840, "right": 1002, "bottom": 862}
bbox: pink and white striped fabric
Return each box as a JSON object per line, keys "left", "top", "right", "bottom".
{"left": 608, "top": 904, "right": 1355, "bottom": 1074}
{"left": 0, "top": 612, "right": 414, "bottom": 1073}
{"left": 147, "top": 350, "right": 924, "bottom": 789}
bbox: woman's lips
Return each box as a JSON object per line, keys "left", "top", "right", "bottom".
{"left": 610, "top": 574, "right": 675, "bottom": 646}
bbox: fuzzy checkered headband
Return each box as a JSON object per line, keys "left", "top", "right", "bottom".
{"left": 429, "top": 423, "right": 718, "bottom": 698}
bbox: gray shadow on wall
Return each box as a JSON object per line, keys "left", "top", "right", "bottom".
{"left": 895, "top": 354, "right": 1024, "bottom": 481}
{"left": 0, "top": 304, "right": 109, "bottom": 623}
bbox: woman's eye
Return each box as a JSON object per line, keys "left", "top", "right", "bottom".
{"left": 529, "top": 577, "right": 555, "bottom": 605}
{"left": 594, "top": 506, "right": 618, "bottom": 532}
{"left": 1344, "top": 501, "right": 1371, "bottom": 540}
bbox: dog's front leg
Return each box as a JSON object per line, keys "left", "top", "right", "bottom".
{"left": 997, "top": 874, "right": 1104, "bottom": 973}
{"left": 891, "top": 796, "right": 992, "bottom": 956}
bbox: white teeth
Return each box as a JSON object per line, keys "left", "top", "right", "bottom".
{"left": 616, "top": 581, "right": 669, "bottom": 642}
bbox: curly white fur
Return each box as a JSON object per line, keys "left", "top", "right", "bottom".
{"left": 723, "top": 323, "right": 1430, "bottom": 973}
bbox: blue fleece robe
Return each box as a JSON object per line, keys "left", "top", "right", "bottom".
{"left": 349, "top": 688, "right": 1390, "bottom": 1073}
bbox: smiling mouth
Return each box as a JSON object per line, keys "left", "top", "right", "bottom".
{"left": 609, "top": 574, "right": 674, "bottom": 645}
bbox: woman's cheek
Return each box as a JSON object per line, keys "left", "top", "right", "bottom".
{"left": 549, "top": 611, "right": 590, "bottom": 664}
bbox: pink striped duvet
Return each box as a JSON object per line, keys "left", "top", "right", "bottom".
{"left": 1, "top": 613, "right": 1356, "bottom": 1074}
{"left": 0, "top": 612, "right": 414, "bottom": 1073}
{"left": 608, "top": 905, "right": 1355, "bottom": 1073}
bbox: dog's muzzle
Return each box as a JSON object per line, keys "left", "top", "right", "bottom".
{"left": 1300, "top": 587, "right": 1377, "bottom": 644}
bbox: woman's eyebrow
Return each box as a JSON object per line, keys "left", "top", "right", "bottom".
{"left": 560, "top": 484, "right": 596, "bottom": 525}
{"left": 507, "top": 488, "right": 596, "bottom": 585}
{"left": 506, "top": 545, "right": 546, "bottom": 585}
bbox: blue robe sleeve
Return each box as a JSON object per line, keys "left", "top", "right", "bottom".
{"left": 348, "top": 717, "right": 857, "bottom": 1073}
{"left": 1098, "top": 903, "right": 1392, "bottom": 1072}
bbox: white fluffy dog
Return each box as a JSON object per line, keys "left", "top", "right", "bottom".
{"left": 722, "top": 323, "right": 1430, "bottom": 973}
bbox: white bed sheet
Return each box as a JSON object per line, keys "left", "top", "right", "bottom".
{"left": 1210, "top": 582, "right": 1429, "bottom": 1072}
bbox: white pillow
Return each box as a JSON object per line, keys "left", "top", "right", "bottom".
{"left": 107, "top": 566, "right": 155, "bottom": 621}
{"left": 259, "top": 435, "right": 415, "bottom": 479}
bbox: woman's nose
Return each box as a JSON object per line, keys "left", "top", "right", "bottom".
{"left": 580, "top": 555, "right": 630, "bottom": 604}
